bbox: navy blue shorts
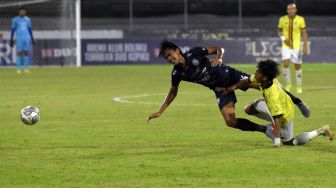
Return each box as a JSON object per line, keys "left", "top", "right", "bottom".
{"left": 214, "top": 69, "right": 250, "bottom": 110}
{"left": 215, "top": 91, "right": 237, "bottom": 110}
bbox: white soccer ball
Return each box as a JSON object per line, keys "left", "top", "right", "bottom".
{"left": 20, "top": 106, "right": 40, "bottom": 125}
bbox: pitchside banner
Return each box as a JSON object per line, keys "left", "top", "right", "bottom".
{"left": 0, "top": 39, "right": 76, "bottom": 66}
{"left": 81, "top": 38, "right": 336, "bottom": 65}
{"left": 1, "top": 37, "right": 335, "bottom": 66}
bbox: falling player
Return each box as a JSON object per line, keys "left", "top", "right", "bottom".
{"left": 217, "top": 59, "right": 333, "bottom": 147}
{"left": 10, "top": 6, "right": 35, "bottom": 74}
{"left": 147, "top": 40, "right": 310, "bottom": 135}
{"left": 278, "top": 3, "right": 308, "bottom": 93}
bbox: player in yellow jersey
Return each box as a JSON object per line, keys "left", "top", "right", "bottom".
{"left": 216, "top": 60, "right": 333, "bottom": 147}
{"left": 278, "top": 3, "right": 308, "bottom": 93}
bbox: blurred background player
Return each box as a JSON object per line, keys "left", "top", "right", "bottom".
{"left": 223, "top": 59, "right": 333, "bottom": 147}
{"left": 10, "top": 6, "right": 35, "bottom": 74}
{"left": 278, "top": 3, "right": 308, "bottom": 93}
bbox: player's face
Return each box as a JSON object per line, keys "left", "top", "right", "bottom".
{"left": 254, "top": 69, "right": 267, "bottom": 83}
{"left": 287, "top": 4, "right": 297, "bottom": 17}
{"left": 162, "top": 49, "right": 182, "bottom": 66}
{"left": 19, "top": 9, "right": 26, "bottom": 16}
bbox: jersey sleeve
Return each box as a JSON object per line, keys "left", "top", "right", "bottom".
{"left": 300, "top": 17, "right": 306, "bottom": 29}
{"left": 11, "top": 18, "right": 16, "bottom": 29}
{"left": 189, "top": 47, "right": 208, "bottom": 56}
{"left": 28, "top": 18, "right": 32, "bottom": 28}
{"left": 171, "top": 69, "right": 181, "bottom": 87}
{"left": 249, "top": 74, "right": 257, "bottom": 83}
{"left": 278, "top": 17, "right": 283, "bottom": 29}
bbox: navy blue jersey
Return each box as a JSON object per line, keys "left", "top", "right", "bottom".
{"left": 171, "top": 47, "right": 249, "bottom": 90}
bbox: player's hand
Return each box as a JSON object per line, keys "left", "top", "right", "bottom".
{"left": 147, "top": 111, "right": 162, "bottom": 122}
{"left": 284, "top": 38, "right": 290, "bottom": 46}
{"left": 210, "top": 58, "right": 222, "bottom": 67}
{"left": 303, "top": 45, "right": 308, "bottom": 55}
{"left": 10, "top": 40, "right": 14, "bottom": 47}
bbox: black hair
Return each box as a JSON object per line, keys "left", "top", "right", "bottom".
{"left": 257, "top": 59, "right": 280, "bottom": 81}
{"left": 18, "top": 5, "right": 26, "bottom": 11}
{"left": 159, "top": 40, "right": 182, "bottom": 57}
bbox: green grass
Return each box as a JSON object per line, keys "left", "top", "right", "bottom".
{"left": 0, "top": 64, "right": 335, "bottom": 188}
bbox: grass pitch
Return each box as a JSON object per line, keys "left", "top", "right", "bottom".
{"left": 0, "top": 64, "right": 335, "bottom": 187}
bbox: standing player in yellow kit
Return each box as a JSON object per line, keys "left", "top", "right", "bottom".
{"left": 278, "top": 3, "right": 308, "bottom": 93}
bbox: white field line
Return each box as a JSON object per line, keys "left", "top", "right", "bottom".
{"left": 113, "top": 92, "right": 212, "bottom": 106}
{"left": 113, "top": 86, "right": 336, "bottom": 106}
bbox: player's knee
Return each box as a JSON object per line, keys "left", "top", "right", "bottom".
{"left": 224, "top": 116, "right": 237, "bottom": 127}
{"left": 244, "top": 105, "right": 253, "bottom": 115}
{"left": 244, "top": 105, "right": 258, "bottom": 115}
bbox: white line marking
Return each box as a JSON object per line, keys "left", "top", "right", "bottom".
{"left": 113, "top": 92, "right": 212, "bottom": 106}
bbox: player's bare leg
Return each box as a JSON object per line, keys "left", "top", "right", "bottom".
{"left": 220, "top": 101, "right": 266, "bottom": 133}
{"left": 283, "top": 59, "right": 292, "bottom": 91}
{"left": 294, "top": 63, "right": 302, "bottom": 93}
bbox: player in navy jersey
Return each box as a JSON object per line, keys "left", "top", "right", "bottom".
{"left": 10, "top": 6, "right": 35, "bottom": 74}
{"left": 147, "top": 40, "right": 310, "bottom": 134}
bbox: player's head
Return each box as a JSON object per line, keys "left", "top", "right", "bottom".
{"left": 254, "top": 59, "right": 280, "bottom": 83}
{"left": 159, "top": 40, "right": 183, "bottom": 66}
{"left": 18, "top": 6, "right": 26, "bottom": 16}
{"left": 287, "top": 3, "right": 297, "bottom": 17}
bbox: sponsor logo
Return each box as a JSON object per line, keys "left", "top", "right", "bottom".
{"left": 192, "top": 59, "right": 199, "bottom": 66}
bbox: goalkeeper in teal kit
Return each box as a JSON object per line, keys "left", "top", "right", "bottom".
{"left": 10, "top": 6, "right": 35, "bottom": 74}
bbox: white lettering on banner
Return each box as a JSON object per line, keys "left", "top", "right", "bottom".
{"left": 0, "top": 42, "right": 13, "bottom": 64}
{"left": 115, "top": 53, "right": 127, "bottom": 61}
{"left": 108, "top": 43, "right": 123, "bottom": 52}
{"left": 124, "top": 43, "right": 147, "bottom": 52}
{"left": 54, "top": 48, "right": 76, "bottom": 57}
{"left": 246, "top": 41, "right": 281, "bottom": 56}
{"left": 85, "top": 53, "right": 114, "bottom": 62}
{"left": 260, "top": 41, "right": 270, "bottom": 56}
{"left": 87, "top": 44, "right": 107, "bottom": 52}
{"left": 128, "top": 52, "right": 150, "bottom": 61}
{"left": 84, "top": 42, "right": 151, "bottom": 63}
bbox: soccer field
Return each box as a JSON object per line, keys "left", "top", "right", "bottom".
{"left": 0, "top": 64, "right": 335, "bottom": 187}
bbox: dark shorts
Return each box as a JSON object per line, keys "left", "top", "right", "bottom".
{"left": 214, "top": 69, "right": 250, "bottom": 110}
{"left": 215, "top": 91, "right": 237, "bottom": 110}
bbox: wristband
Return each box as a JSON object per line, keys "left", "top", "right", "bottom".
{"left": 280, "top": 36, "right": 286, "bottom": 41}
{"left": 274, "top": 137, "right": 281, "bottom": 146}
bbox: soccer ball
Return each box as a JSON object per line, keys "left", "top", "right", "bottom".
{"left": 20, "top": 106, "right": 40, "bottom": 125}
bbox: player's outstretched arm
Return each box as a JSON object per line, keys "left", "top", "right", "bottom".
{"left": 147, "top": 86, "right": 178, "bottom": 122}
{"left": 273, "top": 116, "right": 282, "bottom": 147}
{"left": 10, "top": 28, "right": 15, "bottom": 47}
{"left": 207, "top": 47, "right": 225, "bottom": 67}
{"left": 215, "top": 79, "right": 249, "bottom": 95}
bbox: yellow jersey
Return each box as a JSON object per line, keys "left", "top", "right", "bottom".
{"left": 250, "top": 76, "right": 294, "bottom": 124}
{"left": 278, "top": 15, "right": 306, "bottom": 49}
